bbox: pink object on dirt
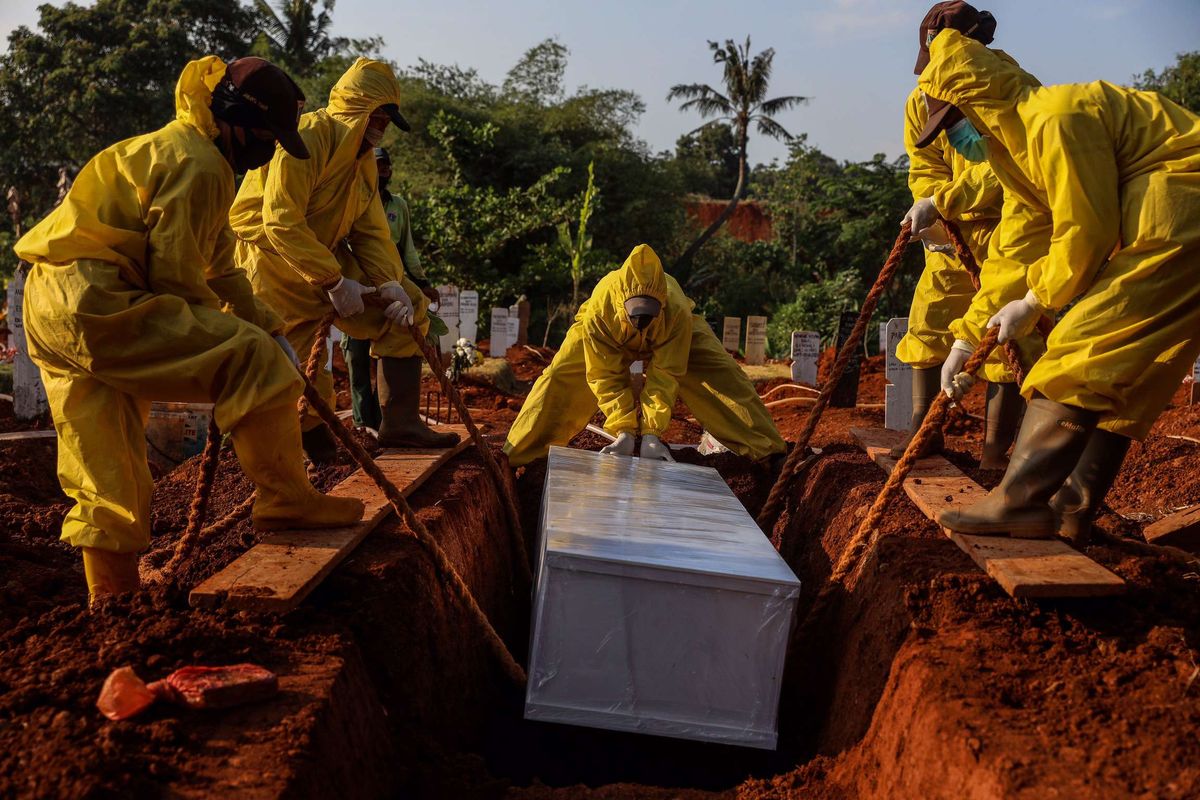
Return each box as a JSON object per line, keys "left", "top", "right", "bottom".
{"left": 97, "top": 663, "right": 278, "bottom": 721}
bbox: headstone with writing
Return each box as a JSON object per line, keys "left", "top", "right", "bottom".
{"left": 829, "top": 310, "right": 862, "bottom": 408}
{"left": 722, "top": 317, "right": 741, "bottom": 353}
{"left": 883, "top": 318, "right": 913, "bottom": 431}
{"left": 790, "top": 331, "right": 820, "bottom": 386}
{"left": 506, "top": 304, "right": 521, "bottom": 353}
{"left": 490, "top": 307, "right": 510, "bottom": 356}
{"left": 436, "top": 284, "right": 459, "bottom": 354}
{"left": 8, "top": 265, "right": 49, "bottom": 419}
{"left": 745, "top": 316, "right": 768, "bottom": 366}
{"left": 458, "top": 290, "right": 479, "bottom": 344}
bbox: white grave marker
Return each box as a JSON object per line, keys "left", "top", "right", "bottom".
{"left": 721, "top": 317, "right": 741, "bottom": 353}
{"left": 490, "top": 307, "right": 510, "bottom": 356}
{"left": 745, "top": 316, "right": 768, "bottom": 366}
{"left": 7, "top": 265, "right": 48, "bottom": 419}
{"left": 458, "top": 290, "right": 479, "bottom": 343}
{"left": 790, "top": 331, "right": 820, "bottom": 386}
{"left": 1191, "top": 355, "right": 1200, "bottom": 405}
{"left": 436, "top": 284, "right": 459, "bottom": 353}
{"left": 884, "top": 318, "right": 913, "bottom": 432}
{"left": 506, "top": 303, "right": 521, "bottom": 352}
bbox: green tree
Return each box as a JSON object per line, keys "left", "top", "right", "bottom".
{"left": 0, "top": 0, "right": 257, "bottom": 280}
{"left": 667, "top": 37, "right": 807, "bottom": 271}
{"left": 557, "top": 160, "right": 600, "bottom": 310}
{"left": 251, "top": 0, "right": 380, "bottom": 74}
{"left": 675, "top": 123, "right": 739, "bottom": 198}
{"left": 1134, "top": 51, "right": 1200, "bottom": 113}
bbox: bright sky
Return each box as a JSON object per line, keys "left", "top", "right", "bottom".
{"left": 2, "top": 0, "right": 1198, "bottom": 165}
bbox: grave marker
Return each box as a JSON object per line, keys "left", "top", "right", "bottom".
{"left": 490, "top": 307, "right": 510, "bottom": 356}
{"left": 722, "top": 317, "right": 741, "bottom": 353}
{"left": 459, "top": 290, "right": 479, "bottom": 343}
{"left": 506, "top": 304, "right": 521, "bottom": 353}
{"left": 829, "top": 310, "right": 862, "bottom": 408}
{"left": 745, "top": 316, "right": 767, "bottom": 366}
{"left": 883, "top": 318, "right": 913, "bottom": 431}
{"left": 790, "top": 331, "right": 820, "bottom": 386}
{"left": 1192, "top": 355, "right": 1200, "bottom": 405}
{"left": 436, "top": 284, "right": 459, "bottom": 354}
{"left": 7, "top": 264, "right": 48, "bottom": 420}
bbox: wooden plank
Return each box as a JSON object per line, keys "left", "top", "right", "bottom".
{"left": 850, "top": 427, "right": 1125, "bottom": 598}
{"left": 0, "top": 429, "right": 56, "bottom": 442}
{"left": 1144, "top": 505, "right": 1200, "bottom": 551}
{"left": 189, "top": 426, "right": 469, "bottom": 613}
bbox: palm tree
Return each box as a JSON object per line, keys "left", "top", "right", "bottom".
{"left": 253, "top": 0, "right": 340, "bottom": 73}
{"left": 668, "top": 38, "right": 807, "bottom": 271}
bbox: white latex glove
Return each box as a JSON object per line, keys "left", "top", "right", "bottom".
{"left": 327, "top": 276, "right": 376, "bottom": 317}
{"left": 273, "top": 334, "right": 300, "bottom": 369}
{"left": 988, "top": 290, "right": 1045, "bottom": 344}
{"left": 916, "top": 221, "right": 954, "bottom": 253}
{"left": 902, "top": 197, "right": 939, "bottom": 237}
{"left": 378, "top": 281, "right": 414, "bottom": 325}
{"left": 599, "top": 431, "right": 634, "bottom": 457}
{"left": 640, "top": 434, "right": 675, "bottom": 462}
{"left": 940, "top": 340, "right": 976, "bottom": 400}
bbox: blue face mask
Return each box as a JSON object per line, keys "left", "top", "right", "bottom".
{"left": 946, "top": 117, "right": 989, "bottom": 162}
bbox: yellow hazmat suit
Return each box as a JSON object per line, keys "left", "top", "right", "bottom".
{"left": 230, "top": 58, "right": 428, "bottom": 431}
{"left": 898, "top": 86, "right": 1016, "bottom": 383}
{"left": 504, "top": 245, "right": 785, "bottom": 466}
{"left": 922, "top": 30, "right": 1200, "bottom": 439}
{"left": 15, "top": 57, "right": 300, "bottom": 554}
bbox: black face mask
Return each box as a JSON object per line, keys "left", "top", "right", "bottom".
{"left": 630, "top": 314, "right": 656, "bottom": 331}
{"left": 230, "top": 129, "right": 277, "bottom": 173}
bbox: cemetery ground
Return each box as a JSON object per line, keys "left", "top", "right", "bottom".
{"left": 1, "top": 344, "right": 1199, "bottom": 798}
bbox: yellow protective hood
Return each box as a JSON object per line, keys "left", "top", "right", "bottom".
{"left": 613, "top": 244, "right": 669, "bottom": 305}
{"left": 919, "top": 31, "right": 1038, "bottom": 165}
{"left": 174, "top": 55, "right": 227, "bottom": 140}
{"left": 328, "top": 57, "right": 404, "bottom": 124}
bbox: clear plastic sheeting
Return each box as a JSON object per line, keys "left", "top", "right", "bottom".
{"left": 525, "top": 446, "right": 801, "bottom": 750}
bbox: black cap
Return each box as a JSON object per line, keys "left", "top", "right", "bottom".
{"left": 380, "top": 103, "right": 411, "bottom": 132}
{"left": 914, "top": 96, "right": 965, "bottom": 148}
{"left": 216, "top": 57, "right": 309, "bottom": 159}
{"left": 373, "top": 146, "right": 390, "bottom": 163}
{"left": 915, "top": 2, "right": 996, "bottom": 75}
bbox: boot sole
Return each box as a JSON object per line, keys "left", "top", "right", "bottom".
{"left": 939, "top": 518, "right": 1056, "bottom": 539}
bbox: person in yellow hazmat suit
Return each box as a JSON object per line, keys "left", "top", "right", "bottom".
{"left": 15, "top": 57, "right": 365, "bottom": 602}
{"left": 918, "top": 29, "right": 1200, "bottom": 542}
{"left": 504, "top": 244, "right": 786, "bottom": 467}
{"left": 230, "top": 58, "right": 458, "bottom": 462}
{"left": 893, "top": 1, "right": 1044, "bottom": 469}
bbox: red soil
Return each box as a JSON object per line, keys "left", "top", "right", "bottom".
{"left": 3, "top": 346, "right": 1200, "bottom": 799}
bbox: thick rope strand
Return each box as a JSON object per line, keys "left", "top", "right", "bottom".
{"left": 164, "top": 417, "right": 223, "bottom": 577}
{"left": 795, "top": 326, "right": 1001, "bottom": 641}
{"left": 757, "top": 223, "right": 914, "bottom": 537}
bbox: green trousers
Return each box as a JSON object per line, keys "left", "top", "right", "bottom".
{"left": 340, "top": 335, "right": 381, "bottom": 430}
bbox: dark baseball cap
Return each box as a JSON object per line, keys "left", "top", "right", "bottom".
{"left": 914, "top": 96, "right": 966, "bottom": 148}
{"left": 380, "top": 103, "right": 411, "bottom": 132}
{"left": 218, "top": 57, "right": 309, "bottom": 159}
{"left": 914, "top": 1, "right": 996, "bottom": 75}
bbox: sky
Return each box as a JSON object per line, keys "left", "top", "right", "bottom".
{"left": 2, "top": 0, "right": 1198, "bottom": 165}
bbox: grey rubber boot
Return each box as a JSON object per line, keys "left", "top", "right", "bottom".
{"left": 1048, "top": 429, "right": 1131, "bottom": 546}
{"left": 377, "top": 356, "right": 462, "bottom": 449}
{"left": 938, "top": 398, "right": 1098, "bottom": 538}
{"left": 979, "top": 381, "right": 1024, "bottom": 470}
{"left": 888, "top": 366, "right": 944, "bottom": 458}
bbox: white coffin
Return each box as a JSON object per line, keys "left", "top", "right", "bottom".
{"left": 525, "top": 447, "right": 801, "bottom": 749}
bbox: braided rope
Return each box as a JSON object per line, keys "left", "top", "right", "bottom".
{"left": 402, "top": 319, "right": 533, "bottom": 588}
{"left": 298, "top": 366, "right": 527, "bottom": 687}
{"left": 795, "top": 326, "right": 1001, "bottom": 641}
{"left": 163, "top": 417, "right": 223, "bottom": 577}
{"left": 757, "top": 223, "right": 914, "bottom": 538}
{"left": 939, "top": 218, "right": 1036, "bottom": 386}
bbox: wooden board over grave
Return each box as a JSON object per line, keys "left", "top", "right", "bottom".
{"left": 850, "top": 427, "right": 1125, "bottom": 599}
{"left": 190, "top": 426, "right": 469, "bottom": 613}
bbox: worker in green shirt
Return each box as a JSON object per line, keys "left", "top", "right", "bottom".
{"left": 341, "top": 146, "right": 439, "bottom": 429}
